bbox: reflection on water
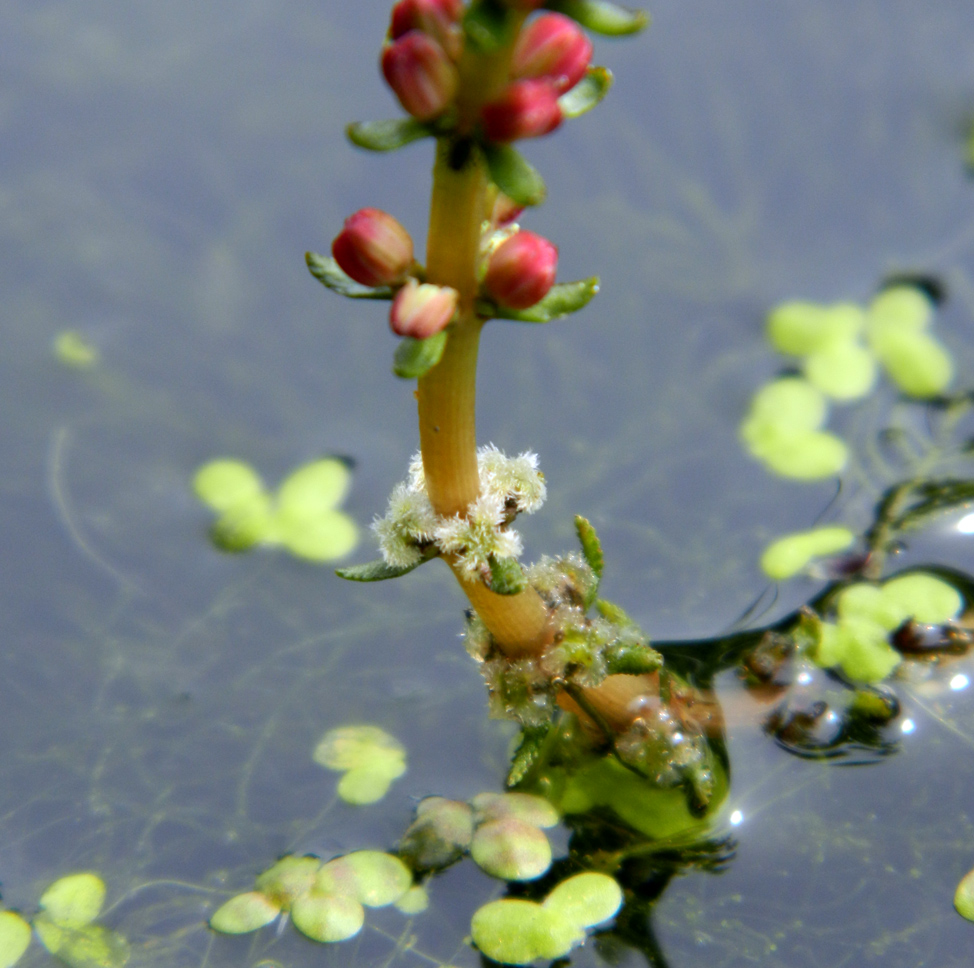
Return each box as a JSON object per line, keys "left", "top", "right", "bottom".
{"left": 3, "top": 1, "right": 974, "bottom": 966}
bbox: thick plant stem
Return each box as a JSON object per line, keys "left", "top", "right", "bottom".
{"left": 418, "top": 138, "right": 551, "bottom": 656}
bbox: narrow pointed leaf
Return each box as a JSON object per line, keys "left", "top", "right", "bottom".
{"left": 336, "top": 548, "right": 438, "bottom": 582}
{"left": 548, "top": 0, "right": 650, "bottom": 35}
{"left": 488, "top": 556, "right": 527, "bottom": 595}
{"left": 393, "top": 331, "right": 448, "bottom": 378}
{"left": 575, "top": 515, "right": 604, "bottom": 578}
{"left": 558, "top": 67, "right": 613, "bottom": 119}
{"left": 346, "top": 118, "right": 434, "bottom": 152}
{"left": 478, "top": 278, "right": 599, "bottom": 323}
{"left": 306, "top": 252, "right": 395, "bottom": 300}
{"left": 463, "top": 0, "right": 512, "bottom": 53}
{"left": 892, "top": 479, "right": 974, "bottom": 532}
{"left": 482, "top": 143, "right": 546, "bottom": 208}
{"left": 507, "top": 725, "right": 551, "bottom": 787}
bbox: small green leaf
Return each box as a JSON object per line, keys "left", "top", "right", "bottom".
{"left": 471, "top": 898, "right": 582, "bottom": 965}
{"left": 346, "top": 118, "right": 434, "bottom": 152}
{"left": 766, "top": 301, "right": 864, "bottom": 356}
{"left": 337, "top": 766, "right": 402, "bottom": 804}
{"left": 316, "top": 852, "right": 411, "bottom": 908}
{"left": 803, "top": 341, "right": 877, "bottom": 401}
{"left": 209, "top": 892, "right": 281, "bottom": 934}
{"left": 470, "top": 792, "right": 560, "bottom": 828}
{"left": 558, "top": 67, "right": 613, "bottom": 119}
{"left": 39, "top": 874, "right": 106, "bottom": 929}
{"left": 760, "top": 525, "right": 856, "bottom": 580}
{"left": 507, "top": 725, "right": 551, "bottom": 787}
{"left": 0, "top": 911, "right": 31, "bottom": 968}
{"left": 33, "top": 919, "right": 129, "bottom": 968}
{"left": 488, "top": 556, "right": 527, "bottom": 595}
{"left": 548, "top": 0, "right": 650, "bottom": 36}
{"left": 595, "top": 598, "right": 634, "bottom": 625}
{"left": 882, "top": 572, "right": 963, "bottom": 625}
{"left": 873, "top": 330, "right": 953, "bottom": 398}
{"left": 210, "top": 494, "right": 277, "bottom": 553}
{"left": 480, "top": 278, "right": 599, "bottom": 323}
{"left": 399, "top": 797, "right": 475, "bottom": 870}
{"left": 955, "top": 866, "right": 974, "bottom": 922}
{"left": 392, "top": 330, "right": 448, "bottom": 379}
{"left": 603, "top": 637, "right": 662, "bottom": 675}
{"left": 290, "top": 891, "right": 364, "bottom": 944}
{"left": 336, "top": 549, "right": 437, "bottom": 582}
{"left": 462, "top": 0, "right": 513, "bottom": 53}
{"left": 255, "top": 856, "right": 321, "bottom": 909}
{"left": 574, "top": 514, "right": 604, "bottom": 581}
{"left": 482, "top": 142, "right": 546, "bottom": 208}
{"left": 471, "top": 818, "right": 553, "bottom": 882}
{"left": 193, "top": 460, "right": 266, "bottom": 513}
{"left": 305, "top": 252, "right": 395, "bottom": 300}
{"left": 542, "top": 872, "right": 622, "bottom": 929}
{"left": 394, "top": 885, "right": 429, "bottom": 915}
{"left": 314, "top": 725, "right": 407, "bottom": 804}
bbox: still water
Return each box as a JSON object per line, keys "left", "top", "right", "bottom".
{"left": 3, "top": 1, "right": 974, "bottom": 965}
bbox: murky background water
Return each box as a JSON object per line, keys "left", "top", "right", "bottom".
{"left": 3, "top": 1, "right": 974, "bottom": 965}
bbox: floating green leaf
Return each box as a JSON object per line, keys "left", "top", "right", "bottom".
{"left": 482, "top": 142, "right": 546, "bottom": 208}
{"left": 882, "top": 572, "right": 962, "bottom": 625}
{"left": 803, "top": 341, "right": 877, "bottom": 401}
{"left": 313, "top": 725, "right": 407, "bottom": 805}
{"left": 548, "top": 0, "right": 650, "bottom": 36}
{"left": 471, "top": 898, "right": 583, "bottom": 965}
{"left": 209, "top": 892, "right": 281, "bottom": 934}
{"left": 39, "top": 874, "right": 105, "bottom": 929}
{"left": 813, "top": 617, "right": 901, "bottom": 684}
{"left": 290, "top": 891, "right": 365, "bottom": 944}
{"left": 542, "top": 872, "right": 623, "bottom": 929}
{"left": 0, "top": 911, "right": 31, "bottom": 968}
{"left": 193, "top": 460, "right": 265, "bottom": 513}
{"left": 767, "top": 301, "right": 864, "bottom": 356}
{"left": 871, "top": 329, "right": 953, "bottom": 398}
{"left": 470, "top": 818, "right": 553, "bottom": 881}
{"left": 33, "top": 919, "right": 130, "bottom": 968}
{"left": 479, "top": 277, "right": 599, "bottom": 322}
{"left": 760, "top": 525, "right": 855, "bottom": 580}
{"left": 399, "top": 797, "right": 475, "bottom": 871}
{"left": 470, "top": 792, "right": 560, "bottom": 828}
{"left": 315, "top": 852, "right": 411, "bottom": 908}
{"left": 209, "top": 493, "right": 277, "bottom": 553}
{"left": 746, "top": 427, "right": 849, "bottom": 480}
{"left": 254, "top": 855, "right": 321, "bottom": 908}
{"left": 346, "top": 118, "right": 434, "bottom": 152}
{"left": 955, "top": 866, "right": 974, "bottom": 922}
{"left": 868, "top": 285, "right": 934, "bottom": 334}
{"left": 336, "top": 548, "right": 438, "bottom": 582}
{"left": 393, "top": 330, "right": 448, "bottom": 379}
{"left": 394, "top": 885, "right": 429, "bottom": 915}
{"left": 53, "top": 331, "right": 99, "bottom": 369}
{"left": 558, "top": 67, "right": 613, "bottom": 118}
{"left": 305, "top": 252, "right": 395, "bottom": 300}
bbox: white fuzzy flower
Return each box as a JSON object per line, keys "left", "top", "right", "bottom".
{"left": 372, "top": 482, "right": 437, "bottom": 567}
{"left": 477, "top": 444, "right": 546, "bottom": 514}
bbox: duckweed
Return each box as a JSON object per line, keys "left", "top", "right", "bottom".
{"left": 760, "top": 525, "right": 856, "bottom": 580}
{"left": 313, "top": 724, "right": 407, "bottom": 804}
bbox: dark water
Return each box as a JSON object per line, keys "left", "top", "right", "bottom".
{"left": 3, "top": 1, "right": 974, "bottom": 966}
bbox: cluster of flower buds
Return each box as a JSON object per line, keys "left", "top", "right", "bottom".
{"left": 481, "top": 13, "right": 594, "bottom": 142}
{"left": 380, "top": 1, "right": 593, "bottom": 144}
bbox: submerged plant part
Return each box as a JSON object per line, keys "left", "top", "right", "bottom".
{"left": 312, "top": 724, "right": 407, "bottom": 804}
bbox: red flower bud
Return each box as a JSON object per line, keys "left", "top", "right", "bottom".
{"left": 390, "top": 279, "right": 459, "bottom": 339}
{"left": 332, "top": 208, "right": 414, "bottom": 287}
{"left": 483, "top": 231, "right": 558, "bottom": 310}
{"left": 480, "top": 79, "right": 562, "bottom": 143}
{"left": 513, "top": 13, "right": 593, "bottom": 93}
{"left": 390, "top": 0, "right": 463, "bottom": 60}
{"left": 382, "top": 30, "right": 459, "bottom": 121}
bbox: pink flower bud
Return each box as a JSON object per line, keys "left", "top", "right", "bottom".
{"left": 390, "top": 0, "right": 463, "bottom": 60}
{"left": 382, "top": 30, "right": 459, "bottom": 121}
{"left": 483, "top": 231, "right": 558, "bottom": 310}
{"left": 390, "top": 279, "right": 459, "bottom": 339}
{"left": 332, "top": 208, "right": 414, "bottom": 287}
{"left": 480, "top": 79, "right": 562, "bottom": 143}
{"left": 513, "top": 13, "right": 592, "bottom": 93}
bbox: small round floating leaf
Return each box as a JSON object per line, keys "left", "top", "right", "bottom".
{"left": 543, "top": 872, "right": 623, "bottom": 929}
{"left": 742, "top": 377, "right": 828, "bottom": 434}
{"left": 954, "top": 866, "right": 974, "bottom": 922}
{"left": 767, "top": 301, "right": 864, "bottom": 356}
{"left": 336, "top": 765, "right": 400, "bottom": 805}
{"left": 873, "top": 330, "right": 953, "bottom": 399}
{"left": 760, "top": 526, "right": 855, "bottom": 580}
{"left": 838, "top": 583, "right": 906, "bottom": 631}
{"left": 340, "top": 851, "right": 412, "bottom": 907}
{"left": 193, "top": 460, "right": 265, "bottom": 513}
{"left": 400, "top": 797, "right": 474, "bottom": 870}
{"left": 53, "top": 331, "right": 99, "bottom": 369}
{"left": 882, "top": 572, "right": 962, "bottom": 625}
{"left": 394, "top": 885, "right": 429, "bottom": 915}
{"left": 210, "top": 494, "right": 277, "bottom": 552}
{"left": 314, "top": 725, "right": 406, "bottom": 772}
{"left": 0, "top": 911, "right": 31, "bottom": 968}
{"left": 254, "top": 855, "right": 321, "bottom": 908}
{"left": 290, "top": 891, "right": 364, "bottom": 944}
{"left": 470, "top": 792, "right": 559, "bottom": 828}
{"left": 803, "top": 341, "right": 876, "bottom": 401}
{"left": 868, "top": 285, "right": 934, "bottom": 335}
{"left": 39, "top": 873, "right": 106, "bottom": 928}
{"left": 33, "top": 919, "right": 130, "bottom": 968}
{"left": 209, "top": 892, "right": 281, "bottom": 934}
{"left": 471, "top": 899, "right": 581, "bottom": 965}
{"left": 754, "top": 429, "right": 848, "bottom": 480}
{"left": 277, "top": 459, "right": 351, "bottom": 513}
{"left": 817, "top": 616, "right": 901, "bottom": 684}
{"left": 278, "top": 510, "right": 359, "bottom": 562}
{"left": 471, "top": 818, "right": 553, "bottom": 881}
